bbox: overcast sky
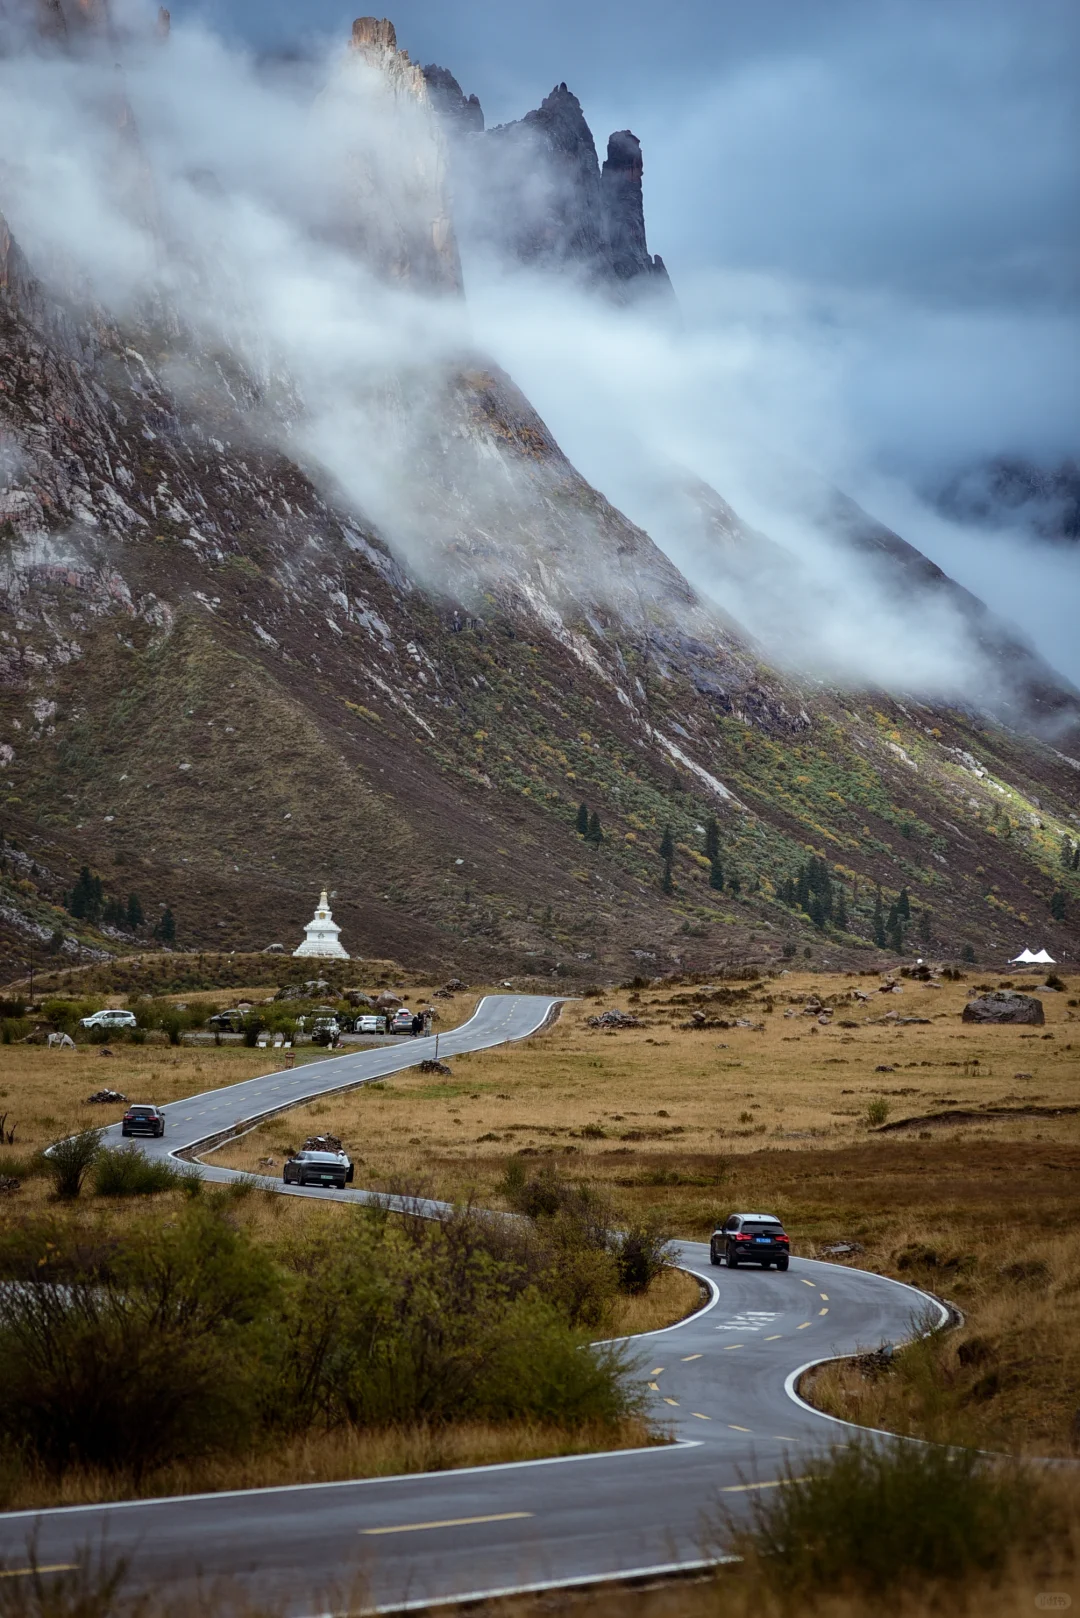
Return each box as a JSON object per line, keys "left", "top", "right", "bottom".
{"left": 167, "top": 0, "right": 1079, "bottom": 672}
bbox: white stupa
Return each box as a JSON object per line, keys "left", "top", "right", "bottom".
{"left": 293, "top": 889, "right": 350, "bottom": 959}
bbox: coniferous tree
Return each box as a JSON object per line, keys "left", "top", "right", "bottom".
{"left": 961, "top": 944, "right": 976, "bottom": 963}
{"left": 885, "top": 902, "right": 899, "bottom": 934}
{"left": 780, "top": 876, "right": 795, "bottom": 906}
{"left": 887, "top": 919, "right": 903, "bottom": 952}
{"left": 809, "top": 895, "right": 825, "bottom": 929}
{"left": 126, "top": 893, "right": 144, "bottom": 929}
{"left": 919, "top": 908, "right": 932, "bottom": 945}
{"left": 1074, "top": 846, "right": 1080, "bottom": 872}
{"left": 153, "top": 907, "right": 176, "bottom": 944}
{"left": 1050, "top": 889, "right": 1067, "bottom": 921}
{"left": 874, "top": 914, "right": 887, "bottom": 949}
{"left": 67, "top": 866, "right": 103, "bottom": 923}
{"left": 728, "top": 871, "right": 741, "bottom": 897}
{"left": 1061, "top": 836, "right": 1075, "bottom": 870}
{"left": 576, "top": 802, "right": 589, "bottom": 838}
{"left": 897, "top": 887, "right": 911, "bottom": 921}
{"left": 661, "top": 858, "right": 674, "bottom": 896}
{"left": 102, "top": 896, "right": 125, "bottom": 926}
{"left": 704, "top": 817, "right": 720, "bottom": 862}
{"left": 873, "top": 886, "right": 884, "bottom": 927}
{"left": 587, "top": 811, "right": 603, "bottom": 846}
{"left": 796, "top": 865, "right": 811, "bottom": 913}
{"left": 659, "top": 825, "right": 675, "bottom": 861}
{"left": 709, "top": 857, "right": 725, "bottom": 892}
{"left": 834, "top": 890, "right": 848, "bottom": 931}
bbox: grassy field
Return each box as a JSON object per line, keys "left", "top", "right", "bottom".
{"left": 0, "top": 985, "right": 493, "bottom": 1155}
{"left": 209, "top": 968, "right": 1080, "bottom": 1455}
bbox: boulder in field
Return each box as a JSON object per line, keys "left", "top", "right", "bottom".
{"left": 962, "top": 991, "right": 1044, "bottom": 1026}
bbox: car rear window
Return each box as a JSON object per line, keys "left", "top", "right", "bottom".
{"left": 745, "top": 1219, "right": 783, "bottom": 1231}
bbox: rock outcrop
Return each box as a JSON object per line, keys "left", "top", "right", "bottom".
{"left": 600, "top": 130, "right": 671, "bottom": 291}
{"left": 961, "top": 992, "right": 1045, "bottom": 1026}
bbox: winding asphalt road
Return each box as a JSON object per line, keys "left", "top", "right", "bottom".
{"left": 0, "top": 995, "right": 946, "bottom": 1613}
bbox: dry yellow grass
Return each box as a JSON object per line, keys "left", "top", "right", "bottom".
{"left": 0, "top": 1417, "right": 656, "bottom": 1513}
{"left": 0, "top": 989, "right": 492, "bottom": 1156}
{"left": 213, "top": 969, "right": 1079, "bottom": 1193}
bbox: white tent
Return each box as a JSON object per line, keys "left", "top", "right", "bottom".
{"left": 1008, "top": 946, "right": 1056, "bottom": 966}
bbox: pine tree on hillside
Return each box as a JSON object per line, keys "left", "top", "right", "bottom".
{"left": 153, "top": 907, "right": 176, "bottom": 944}
{"left": 1061, "top": 836, "right": 1075, "bottom": 870}
{"left": 659, "top": 825, "right": 675, "bottom": 861}
{"left": 728, "top": 871, "right": 741, "bottom": 897}
{"left": 897, "top": 887, "right": 911, "bottom": 921}
{"left": 587, "top": 811, "right": 603, "bottom": 846}
{"left": 809, "top": 896, "right": 825, "bottom": 929}
{"left": 126, "top": 893, "right": 144, "bottom": 929}
{"left": 919, "top": 908, "right": 932, "bottom": 945}
{"left": 834, "top": 889, "right": 848, "bottom": 931}
{"left": 796, "top": 865, "right": 811, "bottom": 913}
{"left": 102, "top": 896, "right": 125, "bottom": 926}
{"left": 1050, "top": 889, "right": 1067, "bottom": 921}
{"left": 576, "top": 802, "right": 589, "bottom": 837}
{"left": 704, "top": 817, "right": 720, "bottom": 862}
{"left": 661, "top": 858, "right": 674, "bottom": 896}
{"left": 887, "top": 918, "right": 903, "bottom": 952}
{"left": 709, "top": 857, "right": 725, "bottom": 892}
{"left": 780, "top": 875, "right": 795, "bottom": 906}
{"left": 874, "top": 914, "right": 887, "bottom": 949}
{"left": 67, "top": 866, "right": 103, "bottom": 923}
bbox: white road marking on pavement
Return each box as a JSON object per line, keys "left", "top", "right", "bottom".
{"left": 728, "top": 1425, "right": 751, "bottom": 1433}
{"left": 361, "top": 1512, "right": 533, "bottom": 1536}
{"left": 800, "top": 1279, "right": 816, "bottom": 1288}
{"left": 663, "top": 1397, "right": 679, "bottom": 1407}
{"left": 724, "top": 1345, "right": 744, "bottom": 1351}
{"left": 0, "top": 1566, "right": 76, "bottom": 1579}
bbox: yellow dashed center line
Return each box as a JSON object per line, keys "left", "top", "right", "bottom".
{"left": 724, "top": 1344, "right": 744, "bottom": 1351}
{"left": 819, "top": 1293, "right": 829, "bottom": 1301}
{"left": 648, "top": 1381, "right": 660, "bottom": 1391}
{"left": 663, "top": 1397, "right": 679, "bottom": 1407}
{"left": 361, "top": 1512, "right": 532, "bottom": 1536}
{"left": 819, "top": 1307, "right": 829, "bottom": 1316}
{"left": 801, "top": 1279, "right": 816, "bottom": 1288}
{"left": 729, "top": 1424, "right": 752, "bottom": 1433}
{"left": 764, "top": 1334, "right": 783, "bottom": 1341}
{"left": 797, "top": 1321, "right": 812, "bottom": 1329}
{"left": 692, "top": 1412, "right": 711, "bottom": 1421}
{"left": 650, "top": 1367, "right": 664, "bottom": 1376}
{"left": 681, "top": 1354, "right": 702, "bottom": 1362}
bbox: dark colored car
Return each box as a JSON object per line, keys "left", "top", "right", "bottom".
{"left": 121, "top": 1104, "right": 165, "bottom": 1138}
{"left": 282, "top": 1149, "right": 354, "bottom": 1189}
{"left": 207, "top": 1010, "right": 245, "bottom": 1031}
{"left": 710, "top": 1212, "right": 790, "bottom": 1270}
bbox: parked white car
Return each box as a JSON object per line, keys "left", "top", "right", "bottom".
{"left": 356, "top": 1014, "right": 387, "bottom": 1034}
{"left": 79, "top": 1009, "right": 137, "bottom": 1030}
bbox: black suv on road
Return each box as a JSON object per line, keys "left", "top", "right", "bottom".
{"left": 121, "top": 1104, "right": 165, "bottom": 1138}
{"left": 711, "top": 1212, "right": 790, "bottom": 1270}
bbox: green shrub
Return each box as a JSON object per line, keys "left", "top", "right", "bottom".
{"left": 44, "top": 1129, "right": 103, "bottom": 1199}
{"left": 866, "top": 1097, "right": 891, "bottom": 1127}
{"left": 92, "top": 1147, "right": 198, "bottom": 1198}
{"left": 0, "top": 1018, "right": 31, "bottom": 1044}
{"left": 732, "top": 1439, "right": 1042, "bottom": 1599}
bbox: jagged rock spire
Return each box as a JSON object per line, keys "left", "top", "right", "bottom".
{"left": 601, "top": 130, "right": 671, "bottom": 290}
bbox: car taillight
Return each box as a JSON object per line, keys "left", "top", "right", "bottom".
{"left": 735, "top": 1233, "right": 752, "bottom": 1241}
{"left": 777, "top": 1235, "right": 790, "bottom": 1243}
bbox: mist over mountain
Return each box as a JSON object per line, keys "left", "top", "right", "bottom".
{"left": 0, "top": 3, "right": 1077, "bottom": 980}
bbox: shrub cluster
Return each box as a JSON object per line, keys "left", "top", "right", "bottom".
{"left": 500, "top": 1160, "right": 671, "bottom": 1301}
{"left": 0, "top": 1199, "right": 642, "bottom": 1487}
{"left": 731, "top": 1438, "right": 1055, "bottom": 1601}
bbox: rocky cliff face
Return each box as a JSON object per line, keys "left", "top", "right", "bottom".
{"left": 425, "top": 74, "right": 671, "bottom": 300}
{"left": 0, "top": 9, "right": 1078, "bottom": 981}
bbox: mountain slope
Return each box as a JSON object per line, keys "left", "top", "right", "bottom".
{"left": 0, "top": 13, "right": 1078, "bottom": 981}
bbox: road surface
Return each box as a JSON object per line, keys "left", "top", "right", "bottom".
{"left": 0, "top": 994, "right": 946, "bottom": 1612}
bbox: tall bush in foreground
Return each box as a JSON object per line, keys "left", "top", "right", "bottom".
{"left": 729, "top": 1439, "right": 1042, "bottom": 1600}
{"left": 44, "top": 1129, "right": 103, "bottom": 1200}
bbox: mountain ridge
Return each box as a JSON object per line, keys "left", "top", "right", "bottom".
{"left": 0, "top": 9, "right": 1077, "bottom": 981}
